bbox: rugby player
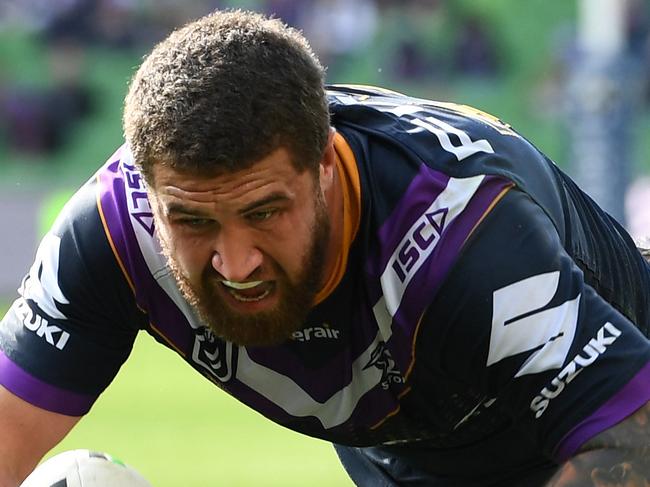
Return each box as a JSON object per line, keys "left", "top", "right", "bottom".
{"left": 1, "top": 10, "right": 649, "bottom": 486}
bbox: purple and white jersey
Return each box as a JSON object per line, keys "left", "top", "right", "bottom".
{"left": 1, "top": 85, "right": 649, "bottom": 480}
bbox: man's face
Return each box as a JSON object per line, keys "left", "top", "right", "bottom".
{"left": 150, "top": 147, "right": 332, "bottom": 347}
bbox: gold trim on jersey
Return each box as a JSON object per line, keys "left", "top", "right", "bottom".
{"left": 465, "top": 183, "right": 515, "bottom": 242}
{"left": 96, "top": 178, "right": 136, "bottom": 294}
{"left": 314, "top": 132, "right": 362, "bottom": 305}
{"left": 96, "top": 175, "right": 186, "bottom": 356}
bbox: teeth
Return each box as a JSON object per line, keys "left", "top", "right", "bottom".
{"left": 229, "top": 289, "right": 271, "bottom": 302}
{"left": 221, "top": 280, "right": 264, "bottom": 290}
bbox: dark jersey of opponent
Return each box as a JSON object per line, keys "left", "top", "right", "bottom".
{"left": 2, "top": 85, "right": 650, "bottom": 484}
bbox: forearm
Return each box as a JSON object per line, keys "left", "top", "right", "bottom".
{"left": 545, "top": 401, "right": 650, "bottom": 486}
{"left": 0, "top": 459, "right": 35, "bottom": 487}
{"left": 0, "top": 386, "right": 81, "bottom": 486}
{"left": 546, "top": 448, "right": 650, "bottom": 486}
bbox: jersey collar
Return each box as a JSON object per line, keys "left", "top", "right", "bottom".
{"left": 314, "top": 132, "right": 361, "bottom": 304}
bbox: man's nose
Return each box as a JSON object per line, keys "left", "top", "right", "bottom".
{"left": 210, "top": 227, "right": 263, "bottom": 282}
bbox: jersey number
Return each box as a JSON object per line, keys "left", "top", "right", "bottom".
{"left": 386, "top": 104, "right": 495, "bottom": 162}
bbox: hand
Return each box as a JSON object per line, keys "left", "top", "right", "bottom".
{"left": 591, "top": 462, "right": 649, "bottom": 487}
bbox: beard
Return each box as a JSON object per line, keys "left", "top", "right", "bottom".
{"left": 161, "top": 195, "right": 331, "bottom": 347}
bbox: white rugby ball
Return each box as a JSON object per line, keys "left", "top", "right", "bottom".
{"left": 20, "top": 449, "right": 152, "bottom": 487}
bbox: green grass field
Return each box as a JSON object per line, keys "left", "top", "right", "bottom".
{"left": 46, "top": 333, "right": 353, "bottom": 486}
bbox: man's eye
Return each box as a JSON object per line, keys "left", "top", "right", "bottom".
{"left": 178, "top": 218, "right": 213, "bottom": 227}
{"left": 247, "top": 209, "right": 276, "bottom": 221}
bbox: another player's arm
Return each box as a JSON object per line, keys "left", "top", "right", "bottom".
{"left": 546, "top": 400, "right": 650, "bottom": 486}
{"left": 0, "top": 386, "right": 80, "bottom": 486}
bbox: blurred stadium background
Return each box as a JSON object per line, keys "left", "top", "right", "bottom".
{"left": 1, "top": 0, "right": 650, "bottom": 485}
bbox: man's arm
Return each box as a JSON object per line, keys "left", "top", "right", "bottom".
{"left": 547, "top": 400, "right": 650, "bottom": 487}
{"left": 0, "top": 385, "right": 80, "bottom": 487}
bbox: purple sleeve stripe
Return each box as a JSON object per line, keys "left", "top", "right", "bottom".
{"left": 0, "top": 352, "right": 95, "bottom": 416}
{"left": 553, "top": 359, "right": 650, "bottom": 461}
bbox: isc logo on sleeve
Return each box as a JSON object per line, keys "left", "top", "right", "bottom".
{"left": 390, "top": 208, "right": 447, "bottom": 283}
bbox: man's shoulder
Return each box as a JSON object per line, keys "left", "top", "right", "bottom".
{"left": 51, "top": 175, "right": 113, "bottom": 277}
{"left": 330, "top": 84, "right": 558, "bottom": 183}
{"left": 326, "top": 84, "right": 522, "bottom": 146}
{"left": 0, "top": 150, "right": 145, "bottom": 412}
{"left": 27, "top": 163, "right": 138, "bottom": 327}
{"left": 50, "top": 147, "right": 136, "bottom": 283}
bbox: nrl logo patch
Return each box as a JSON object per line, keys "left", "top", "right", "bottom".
{"left": 191, "top": 327, "right": 237, "bottom": 382}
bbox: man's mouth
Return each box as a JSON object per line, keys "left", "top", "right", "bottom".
{"left": 221, "top": 280, "right": 272, "bottom": 302}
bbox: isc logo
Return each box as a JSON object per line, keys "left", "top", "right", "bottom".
{"left": 391, "top": 208, "right": 447, "bottom": 282}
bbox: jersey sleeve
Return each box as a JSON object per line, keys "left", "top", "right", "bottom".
{"left": 418, "top": 188, "right": 650, "bottom": 462}
{"left": 0, "top": 178, "right": 146, "bottom": 415}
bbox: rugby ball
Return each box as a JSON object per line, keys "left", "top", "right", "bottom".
{"left": 20, "top": 449, "right": 152, "bottom": 487}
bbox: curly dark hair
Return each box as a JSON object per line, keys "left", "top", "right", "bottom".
{"left": 123, "top": 9, "right": 329, "bottom": 182}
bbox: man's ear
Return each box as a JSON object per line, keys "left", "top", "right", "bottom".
{"left": 319, "top": 128, "right": 337, "bottom": 193}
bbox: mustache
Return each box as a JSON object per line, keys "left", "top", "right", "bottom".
{"left": 201, "top": 262, "right": 277, "bottom": 287}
